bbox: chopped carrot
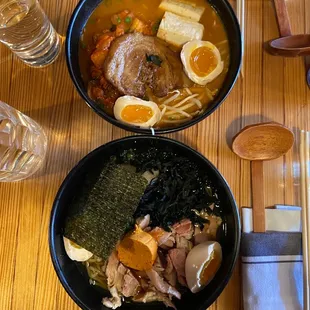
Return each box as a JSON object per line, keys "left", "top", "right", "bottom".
{"left": 90, "top": 49, "right": 109, "bottom": 68}
{"left": 91, "top": 86, "right": 104, "bottom": 99}
{"left": 96, "top": 32, "right": 115, "bottom": 50}
{"left": 111, "top": 9, "right": 131, "bottom": 25}
{"left": 130, "top": 17, "right": 152, "bottom": 35}
{"left": 91, "top": 32, "right": 116, "bottom": 68}
{"left": 115, "top": 24, "right": 125, "bottom": 37}
{"left": 93, "top": 29, "right": 109, "bottom": 44}
{"left": 120, "top": 9, "right": 130, "bottom": 18}
{"left": 141, "top": 27, "right": 153, "bottom": 36}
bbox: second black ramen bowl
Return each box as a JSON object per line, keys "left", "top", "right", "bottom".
{"left": 49, "top": 136, "right": 240, "bottom": 310}
{"left": 66, "top": 0, "right": 241, "bottom": 134}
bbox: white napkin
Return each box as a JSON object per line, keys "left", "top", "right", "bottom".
{"left": 242, "top": 206, "right": 303, "bottom": 310}
{"left": 242, "top": 207, "right": 302, "bottom": 233}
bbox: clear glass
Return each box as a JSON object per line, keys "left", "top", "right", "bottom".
{"left": 0, "top": 101, "right": 47, "bottom": 182}
{"left": 0, "top": 0, "right": 60, "bottom": 67}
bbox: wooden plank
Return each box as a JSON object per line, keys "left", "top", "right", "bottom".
{"left": 216, "top": 78, "right": 242, "bottom": 309}
{"left": 196, "top": 111, "right": 219, "bottom": 166}
{"left": 284, "top": 0, "right": 307, "bottom": 207}
{"left": 240, "top": 0, "right": 263, "bottom": 210}
{"left": 0, "top": 183, "right": 23, "bottom": 310}
{"left": 262, "top": 0, "right": 285, "bottom": 207}
{"left": 0, "top": 0, "right": 309, "bottom": 309}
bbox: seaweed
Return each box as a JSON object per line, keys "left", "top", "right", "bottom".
{"left": 146, "top": 54, "right": 163, "bottom": 67}
{"left": 64, "top": 147, "right": 222, "bottom": 258}
{"left": 64, "top": 160, "right": 147, "bottom": 260}
{"left": 120, "top": 148, "right": 221, "bottom": 231}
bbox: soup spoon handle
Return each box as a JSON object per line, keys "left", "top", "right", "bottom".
{"left": 251, "top": 161, "right": 265, "bottom": 232}
{"left": 273, "top": 0, "right": 292, "bottom": 37}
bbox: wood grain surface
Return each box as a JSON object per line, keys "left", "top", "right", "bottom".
{"left": 0, "top": 0, "right": 309, "bottom": 309}
{"left": 251, "top": 161, "right": 265, "bottom": 232}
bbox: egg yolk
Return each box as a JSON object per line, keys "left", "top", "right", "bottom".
{"left": 200, "top": 250, "right": 221, "bottom": 284}
{"left": 190, "top": 46, "right": 217, "bottom": 77}
{"left": 121, "top": 105, "right": 153, "bottom": 123}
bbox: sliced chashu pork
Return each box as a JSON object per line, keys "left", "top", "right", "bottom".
{"left": 104, "top": 33, "right": 183, "bottom": 98}
{"left": 168, "top": 248, "right": 187, "bottom": 287}
{"left": 146, "top": 268, "right": 181, "bottom": 299}
{"left": 175, "top": 234, "right": 193, "bottom": 252}
{"left": 106, "top": 251, "right": 120, "bottom": 287}
{"left": 133, "top": 290, "right": 176, "bottom": 309}
{"left": 163, "top": 254, "right": 177, "bottom": 287}
{"left": 172, "top": 219, "right": 194, "bottom": 240}
{"left": 104, "top": 251, "right": 141, "bottom": 308}
{"left": 149, "top": 227, "right": 175, "bottom": 248}
{"left": 122, "top": 270, "right": 140, "bottom": 297}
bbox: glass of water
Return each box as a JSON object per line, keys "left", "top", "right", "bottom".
{"left": 0, "top": 101, "right": 47, "bottom": 182}
{"left": 0, "top": 0, "right": 60, "bottom": 67}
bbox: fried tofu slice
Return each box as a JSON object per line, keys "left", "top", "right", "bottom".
{"left": 157, "top": 12, "right": 204, "bottom": 47}
{"left": 159, "top": 0, "right": 205, "bottom": 21}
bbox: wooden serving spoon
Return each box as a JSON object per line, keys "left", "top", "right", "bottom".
{"left": 267, "top": 0, "right": 310, "bottom": 88}
{"left": 232, "top": 122, "right": 294, "bottom": 232}
{"left": 269, "top": 35, "right": 310, "bottom": 57}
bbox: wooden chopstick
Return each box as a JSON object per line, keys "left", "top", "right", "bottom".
{"left": 236, "top": 0, "right": 245, "bottom": 78}
{"left": 300, "top": 130, "right": 310, "bottom": 310}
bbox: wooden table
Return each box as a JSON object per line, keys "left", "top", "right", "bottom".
{"left": 0, "top": 0, "right": 309, "bottom": 309}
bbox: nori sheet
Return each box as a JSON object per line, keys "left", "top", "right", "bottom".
{"left": 64, "top": 161, "right": 148, "bottom": 260}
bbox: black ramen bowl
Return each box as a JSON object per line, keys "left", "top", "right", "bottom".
{"left": 66, "top": 0, "right": 242, "bottom": 134}
{"left": 49, "top": 136, "right": 240, "bottom": 310}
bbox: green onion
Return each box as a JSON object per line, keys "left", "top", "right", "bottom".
{"left": 117, "top": 17, "right": 121, "bottom": 24}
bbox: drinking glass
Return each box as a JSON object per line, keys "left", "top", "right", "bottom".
{"left": 0, "top": 101, "right": 47, "bottom": 182}
{"left": 0, "top": 0, "right": 60, "bottom": 67}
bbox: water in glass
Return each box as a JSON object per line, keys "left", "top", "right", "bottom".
{"left": 0, "top": 101, "right": 47, "bottom": 182}
{"left": 0, "top": 0, "right": 60, "bottom": 67}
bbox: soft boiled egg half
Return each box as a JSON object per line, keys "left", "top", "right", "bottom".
{"left": 181, "top": 40, "right": 224, "bottom": 86}
{"left": 185, "top": 241, "right": 222, "bottom": 293}
{"left": 114, "top": 96, "right": 161, "bottom": 128}
{"left": 63, "top": 237, "right": 93, "bottom": 262}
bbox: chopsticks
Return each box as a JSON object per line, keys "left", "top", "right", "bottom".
{"left": 236, "top": 0, "right": 245, "bottom": 78}
{"left": 300, "top": 130, "right": 310, "bottom": 310}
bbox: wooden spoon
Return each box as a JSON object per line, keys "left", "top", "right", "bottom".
{"left": 269, "top": 35, "right": 310, "bottom": 57}
{"left": 232, "top": 122, "right": 294, "bottom": 232}
{"left": 267, "top": 0, "right": 310, "bottom": 88}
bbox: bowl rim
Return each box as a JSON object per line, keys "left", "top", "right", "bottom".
{"left": 65, "top": 0, "right": 242, "bottom": 135}
{"left": 49, "top": 135, "right": 241, "bottom": 310}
